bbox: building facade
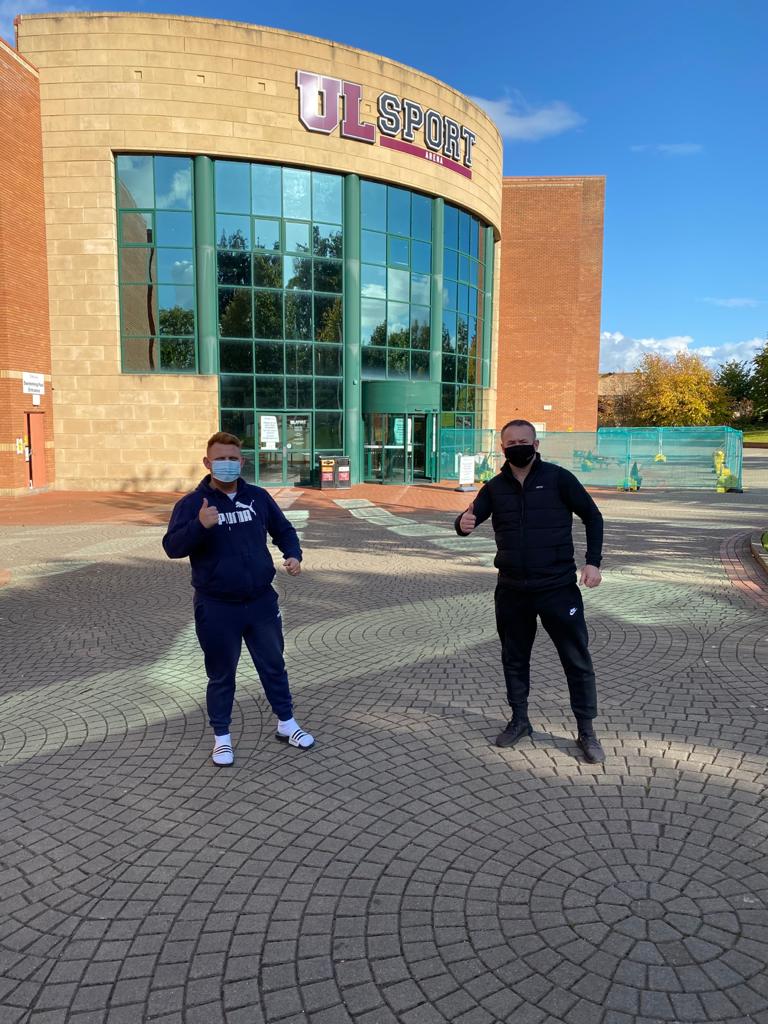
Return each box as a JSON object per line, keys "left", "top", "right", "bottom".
{"left": 1, "top": 13, "right": 603, "bottom": 494}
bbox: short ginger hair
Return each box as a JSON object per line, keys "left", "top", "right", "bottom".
{"left": 207, "top": 431, "right": 242, "bottom": 452}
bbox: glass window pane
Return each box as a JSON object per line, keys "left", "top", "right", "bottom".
{"left": 410, "top": 305, "right": 430, "bottom": 349}
{"left": 220, "top": 374, "right": 254, "bottom": 408}
{"left": 285, "top": 342, "right": 312, "bottom": 375}
{"left": 443, "top": 279, "right": 457, "bottom": 311}
{"left": 443, "top": 247, "right": 457, "bottom": 282}
{"left": 312, "top": 172, "right": 342, "bottom": 223}
{"left": 314, "top": 295, "right": 343, "bottom": 342}
{"left": 215, "top": 160, "right": 250, "bottom": 214}
{"left": 252, "top": 164, "right": 281, "bottom": 217}
{"left": 469, "top": 219, "right": 480, "bottom": 259}
{"left": 386, "top": 301, "right": 409, "bottom": 348}
{"left": 457, "top": 314, "right": 469, "bottom": 353}
{"left": 411, "top": 273, "right": 430, "bottom": 306}
{"left": 284, "top": 292, "right": 312, "bottom": 340}
{"left": 122, "top": 338, "right": 153, "bottom": 372}
{"left": 313, "top": 223, "right": 343, "bottom": 258}
{"left": 458, "top": 254, "right": 470, "bottom": 283}
{"left": 253, "top": 291, "right": 283, "bottom": 339}
{"left": 221, "top": 409, "right": 255, "bottom": 447}
{"left": 361, "top": 181, "right": 386, "bottom": 231}
{"left": 121, "top": 285, "right": 157, "bottom": 336}
{"left": 468, "top": 317, "right": 479, "bottom": 356}
{"left": 255, "top": 376, "right": 284, "bottom": 409}
{"left": 362, "top": 230, "right": 386, "bottom": 265}
{"left": 361, "top": 298, "right": 386, "bottom": 346}
{"left": 442, "top": 311, "right": 457, "bottom": 352}
{"left": 255, "top": 341, "right": 284, "bottom": 374}
{"left": 156, "top": 211, "right": 193, "bottom": 248}
{"left": 315, "top": 379, "right": 342, "bottom": 409}
{"left": 218, "top": 251, "right": 251, "bottom": 286}
{"left": 315, "top": 345, "right": 342, "bottom": 377}
{"left": 220, "top": 340, "right": 253, "bottom": 373}
{"left": 315, "top": 411, "right": 343, "bottom": 449}
{"left": 387, "top": 348, "right": 409, "bottom": 378}
{"left": 387, "top": 186, "right": 410, "bottom": 236}
{"left": 219, "top": 287, "right": 252, "bottom": 338}
{"left": 412, "top": 241, "right": 431, "bottom": 275}
{"left": 456, "top": 355, "right": 469, "bottom": 382}
{"left": 285, "top": 376, "right": 313, "bottom": 409}
{"left": 388, "top": 236, "right": 409, "bottom": 268}
{"left": 444, "top": 205, "right": 458, "bottom": 249}
{"left": 117, "top": 155, "right": 153, "bottom": 210}
{"left": 361, "top": 347, "right": 386, "bottom": 379}
{"left": 120, "top": 247, "right": 154, "bottom": 284}
{"left": 252, "top": 254, "right": 281, "bottom": 288}
{"left": 216, "top": 214, "right": 249, "bottom": 250}
{"left": 283, "top": 168, "right": 311, "bottom": 220}
{"left": 159, "top": 286, "right": 195, "bottom": 335}
{"left": 458, "top": 283, "right": 469, "bottom": 314}
{"left": 458, "top": 211, "right": 470, "bottom": 252}
{"left": 387, "top": 268, "right": 409, "bottom": 303}
{"left": 157, "top": 248, "right": 194, "bottom": 285}
{"left": 284, "top": 221, "right": 310, "bottom": 254}
{"left": 154, "top": 157, "right": 192, "bottom": 211}
{"left": 442, "top": 383, "right": 456, "bottom": 410}
{"left": 411, "top": 194, "right": 432, "bottom": 242}
{"left": 314, "top": 259, "right": 342, "bottom": 293}
{"left": 411, "top": 350, "right": 429, "bottom": 378}
{"left": 284, "top": 256, "right": 311, "bottom": 290}
{"left": 468, "top": 259, "right": 479, "bottom": 287}
{"left": 159, "top": 337, "right": 195, "bottom": 371}
{"left": 442, "top": 353, "right": 456, "bottom": 381}
{"left": 253, "top": 219, "right": 280, "bottom": 251}
{"left": 361, "top": 264, "right": 386, "bottom": 299}
{"left": 120, "top": 210, "right": 153, "bottom": 245}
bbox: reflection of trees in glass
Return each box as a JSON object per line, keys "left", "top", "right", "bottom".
{"left": 312, "top": 225, "right": 343, "bottom": 258}
{"left": 369, "top": 321, "right": 387, "bottom": 347}
{"left": 218, "top": 228, "right": 248, "bottom": 250}
{"left": 411, "top": 317, "right": 430, "bottom": 350}
{"left": 219, "top": 289, "right": 252, "bottom": 338}
{"left": 442, "top": 325, "right": 454, "bottom": 353}
{"left": 253, "top": 292, "right": 282, "bottom": 339}
{"left": 159, "top": 305, "right": 195, "bottom": 336}
{"left": 314, "top": 260, "right": 342, "bottom": 293}
{"left": 315, "top": 297, "right": 342, "bottom": 343}
{"left": 457, "top": 317, "right": 469, "bottom": 354}
{"left": 160, "top": 338, "right": 195, "bottom": 371}
{"left": 388, "top": 350, "right": 408, "bottom": 377}
{"left": 253, "top": 255, "right": 281, "bottom": 288}
{"left": 217, "top": 251, "right": 250, "bottom": 286}
{"left": 284, "top": 293, "right": 312, "bottom": 340}
{"left": 284, "top": 258, "right": 311, "bottom": 290}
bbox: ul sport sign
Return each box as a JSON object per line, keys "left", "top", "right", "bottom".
{"left": 296, "top": 71, "right": 477, "bottom": 179}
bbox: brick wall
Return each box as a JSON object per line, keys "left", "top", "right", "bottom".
{"left": 0, "top": 40, "right": 54, "bottom": 494}
{"left": 496, "top": 177, "right": 605, "bottom": 433}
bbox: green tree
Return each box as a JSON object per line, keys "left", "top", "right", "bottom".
{"left": 631, "top": 351, "right": 727, "bottom": 426}
{"left": 715, "top": 358, "right": 755, "bottom": 421}
{"left": 750, "top": 342, "right": 768, "bottom": 420}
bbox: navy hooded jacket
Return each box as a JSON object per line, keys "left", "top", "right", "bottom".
{"left": 162, "top": 475, "right": 302, "bottom": 602}
{"left": 454, "top": 455, "right": 603, "bottom": 590}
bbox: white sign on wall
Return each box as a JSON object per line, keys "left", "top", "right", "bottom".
{"left": 22, "top": 372, "right": 45, "bottom": 396}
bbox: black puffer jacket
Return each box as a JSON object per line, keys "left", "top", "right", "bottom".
{"left": 454, "top": 455, "right": 603, "bottom": 590}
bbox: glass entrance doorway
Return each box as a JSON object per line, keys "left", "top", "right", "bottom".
{"left": 257, "top": 413, "right": 311, "bottom": 486}
{"left": 364, "top": 413, "right": 436, "bottom": 483}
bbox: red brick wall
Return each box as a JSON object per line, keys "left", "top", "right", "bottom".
{"left": 496, "top": 176, "right": 605, "bottom": 433}
{"left": 0, "top": 39, "right": 54, "bottom": 493}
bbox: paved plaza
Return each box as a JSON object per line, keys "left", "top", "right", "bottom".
{"left": 1, "top": 453, "right": 767, "bottom": 1024}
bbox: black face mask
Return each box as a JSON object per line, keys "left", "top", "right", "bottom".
{"left": 505, "top": 444, "right": 536, "bottom": 468}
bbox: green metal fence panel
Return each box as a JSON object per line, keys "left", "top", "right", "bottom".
{"left": 438, "top": 426, "right": 743, "bottom": 491}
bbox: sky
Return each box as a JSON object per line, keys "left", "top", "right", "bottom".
{"left": 3, "top": 0, "right": 767, "bottom": 372}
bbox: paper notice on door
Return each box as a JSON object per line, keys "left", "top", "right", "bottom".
{"left": 260, "top": 415, "right": 280, "bottom": 446}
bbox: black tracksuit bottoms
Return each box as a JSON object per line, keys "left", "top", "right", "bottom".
{"left": 494, "top": 580, "right": 597, "bottom": 721}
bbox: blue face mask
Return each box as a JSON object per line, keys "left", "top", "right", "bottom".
{"left": 210, "top": 459, "right": 241, "bottom": 484}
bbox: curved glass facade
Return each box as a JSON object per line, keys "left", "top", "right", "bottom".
{"left": 116, "top": 156, "right": 494, "bottom": 485}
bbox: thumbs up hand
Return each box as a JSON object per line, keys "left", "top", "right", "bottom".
{"left": 198, "top": 497, "right": 220, "bottom": 529}
{"left": 459, "top": 501, "right": 477, "bottom": 534}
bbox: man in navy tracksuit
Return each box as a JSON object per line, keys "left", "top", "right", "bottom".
{"left": 163, "top": 431, "right": 314, "bottom": 766}
{"left": 455, "top": 419, "right": 605, "bottom": 763}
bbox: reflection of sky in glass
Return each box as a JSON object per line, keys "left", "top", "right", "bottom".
{"left": 159, "top": 284, "right": 194, "bottom": 311}
{"left": 155, "top": 160, "right": 192, "bottom": 210}
{"left": 361, "top": 265, "right": 386, "bottom": 300}
{"left": 387, "top": 268, "right": 409, "bottom": 303}
{"left": 361, "top": 299, "right": 386, "bottom": 344}
{"left": 117, "top": 155, "right": 153, "bottom": 208}
{"left": 157, "top": 249, "right": 194, "bottom": 285}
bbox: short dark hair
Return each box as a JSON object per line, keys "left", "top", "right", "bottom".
{"left": 207, "top": 431, "right": 242, "bottom": 452}
{"left": 500, "top": 419, "right": 537, "bottom": 440}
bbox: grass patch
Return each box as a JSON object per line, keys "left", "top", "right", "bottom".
{"left": 744, "top": 429, "right": 768, "bottom": 442}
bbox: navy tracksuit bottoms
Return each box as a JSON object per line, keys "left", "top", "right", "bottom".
{"left": 193, "top": 588, "right": 293, "bottom": 735}
{"left": 494, "top": 581, "right": 598, "bottom": 722}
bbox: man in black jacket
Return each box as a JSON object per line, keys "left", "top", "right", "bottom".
{"left": 455, "top": 419, "right": 605, "bottom": 763}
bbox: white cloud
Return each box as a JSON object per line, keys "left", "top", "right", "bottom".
{"left": 630, "top": 143, "right": 703, "bottom": 156}
{"left": 1, "top": 0, "right": 75, "bottom": 43}
{"left": 703, "top": 297, "right": 762, "bottom": 308}
{"left": 470, "top": 92, "right": 585, "bottom": 142}
{"left": 600, "top": 331, "right": 764, "bottom": 372}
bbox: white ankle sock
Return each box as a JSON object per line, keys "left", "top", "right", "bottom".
{"left": 277, "top": 718, "right": 297, "bottom": 735}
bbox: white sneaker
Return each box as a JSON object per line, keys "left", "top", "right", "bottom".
{"left": 212, "top": 735, "right": 234, "bottom": 766}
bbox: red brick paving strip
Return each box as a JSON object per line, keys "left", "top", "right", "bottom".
{"left": 720, "top": 531, "right": 768, "bottom": 608}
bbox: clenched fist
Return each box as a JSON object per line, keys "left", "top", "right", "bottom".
{"left": 283, "top": 557, "right": 301, "bottom": 577}
{"left": 459, "top": 502, "right": 476, "bottom": 534}
{"left": 198, "top": 497, "right": 220, "bottom": 529}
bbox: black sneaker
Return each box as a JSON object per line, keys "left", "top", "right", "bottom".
{"left": 495, "top": 719, "right": 533, "bottom": 748}
{"left": 577, "top": 732, "right": 605, "bottom": 764}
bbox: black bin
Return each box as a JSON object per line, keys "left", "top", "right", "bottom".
{"left": 317, "top": 455, "right": 352, "bottom": 489}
